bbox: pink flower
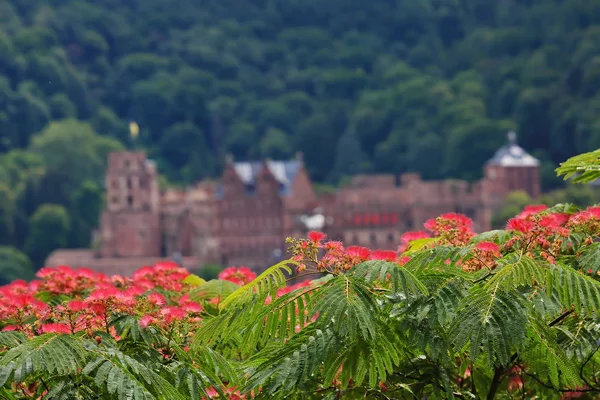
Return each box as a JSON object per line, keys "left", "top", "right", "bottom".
{"left": 539, "top": 213, "right": 570, "bottom": 228}
{"left": 396, "top": 256, "right": 411, "bottom": 266}
{"left": 88, "top": 287, "right": 120, "bottom": 301}
{"left": 139, "top": 315, "right": 155, "bottom": 328}
{"left": 147, "top": 293, "right": 167, "bottom": 306}
{"left": 324, "top": 241, "right": 343, "bottom": 251}
{"left": 2, "top": 325, "right": 18, "bottom": 332}
{"left": 181, "top": 301, "right": 203, "bottom": 313}
{"left": 40, "top": 323, "right": 71, "bottom": 335}
{"left": 161, "top": 306, "right": 187, "bottom": 323}
{"left": 587, "top": 206, "right": 600, "bottom": 218}
{"left": 475, "top": 241, "right": 501, "bottom": 256}
{"left": 218, "top": 267, "right": 256, "bottom": 285}
{"left": 517, "top": 204, "right": 548, "bottom": 218}
{"left": 308, "top": 231, "right": 326, "bottom": 243}
{"left": 67, "top": 300, "right": 87, "bottom": 312}
{"left": 345, "top": 246, "right": 371, "bottom": 260}
{"left": 506, "top": 218, "right": 535, "bottom": 233}
{"left": 401, "top": 231, "right": 430, "bottom": 244}
{"left": 370, "top": 250, "right": 397, "bottom": 261}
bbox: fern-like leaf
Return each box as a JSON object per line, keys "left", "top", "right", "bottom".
{"left": 551, "top": 263, "right": 600, "bottom": 314}
{"left": 485, "top": 254, "right": 548, "bottom": 290}
{"left": 350, "top": 260, "right": 428, "bottom": 295}
{"left": 450, "top": 285, "right": 529, "bottom": 367}
{"left": 403, "top": 246, "right": 467, "bottom": 274}
{"left": 0, "top": 334, "right": 88, "bottom": 385}
{"left": 219, "top": 259, "right": 294, "bottom": 310}
{"left": 244, "top": 327, "right": 342, "bottom": 395}
{"left": 556, "top": 148, "right": 600, "bottom": 183}
{"left": 83, "top": 347, "right": 187, "bottom": 400}
{"left": 311, "top": 275, "right": 379, "bottom": 341}
{"left": 193, "top": 260, "right": 297, "bottom": 352}
{"left": 577, "top": 242, "right": 600, "bottom": 274}
{"left": 188, "top": 279, "right": 240, "bottom": 302}
{"left": 521, "top": 315, "right": 583, "bottom": 388}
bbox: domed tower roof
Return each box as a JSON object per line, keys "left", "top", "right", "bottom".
{"left": 486, "top": 131, "right": 540, "bottom": 167}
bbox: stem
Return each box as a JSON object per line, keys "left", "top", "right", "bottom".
{"left": 487, "top": 367, "right": 505, "bottom": 400}
{"left": 487, "top": 353, "right": 519, "bottom": 400}
{"left": 549, "top": 309, "right": 574, "bottom": 327}
{"left": 40, "top": 377, "right": 50, "bottom": 392}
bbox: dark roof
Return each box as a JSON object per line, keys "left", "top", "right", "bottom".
{"left": 486, "top": 131, "right": 540, "bottom": 167}
{"left": 218, "top": 160, "right": 303, "bottom": 198}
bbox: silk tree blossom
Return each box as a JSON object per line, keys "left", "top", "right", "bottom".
{"left": 218, "top": 267, "right": 256, "bottom": 285}
{"left": 308, "top": 231, "right": 327, "bottom": 243}
{"left": 424, "top": 213, "right": 474, "bottom": 246}
{"left": 370, "top": 250, "right": 397, "bottom": 261}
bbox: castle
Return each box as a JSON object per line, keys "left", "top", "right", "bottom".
{"left": 46, "top": 132, "right": 541, "bottom": 276}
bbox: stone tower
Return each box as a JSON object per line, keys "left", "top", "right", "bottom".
{"left": 484, "top": 131, "right": 541, "bottom": 199}
{"left": 480, "top": 131, "right": 541, "bottom": 229}
{"left": 99, "top": 152, "right": 162, "bottom": 258}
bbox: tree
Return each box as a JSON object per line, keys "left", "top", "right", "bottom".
{"left": 29, "top": 119, "right": 123, "bottom": 207}
{"left": 25, "top": 204, "right": 71, "bottom": 268}
{"left": 327, "top": 132, "right": 371, "bottom": 184}
{"left": 258, "top": 127, "right": 292, "bottom": 160}
{"left": 0, "top": 246, "right": 34, "bottom": 284}
{"left": 159, "top": 122, "right": 213, "bottom": 182}
{"left": 69, "top": 180, "right": 103, "bottom": 248}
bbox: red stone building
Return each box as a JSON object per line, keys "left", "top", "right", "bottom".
{"left": 46, "top": 132, "right": 541, "bottom": 275}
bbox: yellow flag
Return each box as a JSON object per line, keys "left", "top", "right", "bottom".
{"left": 129, "top": 121, "right": 139, "bottom": 139}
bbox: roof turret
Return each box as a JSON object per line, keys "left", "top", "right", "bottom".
{"left": 486, "top": 131, "right": 539, "bottom": 167}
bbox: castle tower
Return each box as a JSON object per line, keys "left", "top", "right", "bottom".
{"left": 100, "top": 152, "right": 162, "bottom": 258}
{"left": 480, "top": 132, "right": 541, "bottom": 230}
{"left": 484, "top": 132, "right": 541, "bottom": 199}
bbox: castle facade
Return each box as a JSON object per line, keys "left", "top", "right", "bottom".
{"left": 46, "top": 133, "right": 540, "bottom": 275}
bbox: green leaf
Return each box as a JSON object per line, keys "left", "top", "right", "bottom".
{"left": 577, "top": 243, "right": 600, "bottom": 274}
{"left": 405, "top": 237, "right": 439, "bottom": 253}
{"left": 219, "top": 259, "right": 294, "bottom": 310}
{"left": 450, "top": 285, "right": 529, "bottom": 367}
{"left": 183, "top": 274, "right": 206, "bottom": 287}
{"left": 470, "top": 230, "right": 510, "bottom": 245}
{"left": 188, "top": 279, "right": 240, "bottom": 302}
{"left": 556, "top": 149, "right": 600, "bottom": 183}
{"left": 545, "top": 203, "right": 582, "bottom": 214}
{"left": 351, "top": 260, "right": 428, "bottom": 295}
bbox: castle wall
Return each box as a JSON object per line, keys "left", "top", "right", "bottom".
{"left": 100, "top": 211, "right": 161, "bottom": 258}
{"left": 57, "top": 138, "right": 542, "bottom": 274}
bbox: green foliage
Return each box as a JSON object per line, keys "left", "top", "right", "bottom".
{"left": 0, "top": 0, "right": 599, "bottom": 279}
{"left": 0, "top": 246, "right": 34, "bottom": 285}
{"left": 0, "top": 0, "right": 598, "bottom": 190}
{"left": 556, "top": 149, "right": 600, "bottom": 184}
{"left": 24, "top": 204, "right": 70, "bottom": 267}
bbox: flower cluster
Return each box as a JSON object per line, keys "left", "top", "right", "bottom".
{"left": 287, "top": 231, "right": 411, "bottom": 275}
{"left": 0, "top": 202, "right": 599, "bottom": 399}
{"left": 460, "top": 241, "right": 502, "bottom": 272}
{"left": 218, "top": 266, "right": 256, "bottom": 285}
{"left": 424, "top": 213, "right": 475, "bottom": 246}
{"left": 0, "top": 263, "right": 204, "bottom": 338}
{"left": 504, "top": 204, "right": 600, "bottom": 264}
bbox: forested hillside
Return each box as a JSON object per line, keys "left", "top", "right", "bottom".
{"left": 0, "top": 0, "right": 600, "bottom": 272}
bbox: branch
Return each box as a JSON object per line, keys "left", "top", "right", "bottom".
{"left": 548, "top": 309, "right": 574, "bottom": 327}
{"left": 487, "top": 353, "right": 519, "bottom": 400}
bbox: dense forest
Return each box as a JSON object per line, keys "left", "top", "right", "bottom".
{"left": 0, "top": 0, "right": 600, "bottom": 274}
